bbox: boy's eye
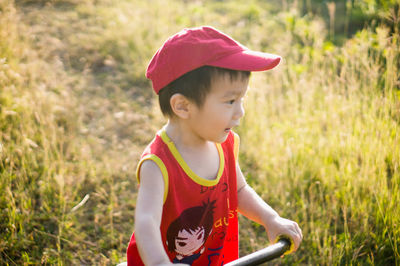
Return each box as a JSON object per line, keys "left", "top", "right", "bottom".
{"left": 227, "top": 99, "right": 235, "bottom": 104}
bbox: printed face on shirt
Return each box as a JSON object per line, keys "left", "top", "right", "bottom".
{"left": 188, "top": 74, "right": 249, "bottom": 143}
{"left": 175, "top": 227, "right": 205, "bottom": 256}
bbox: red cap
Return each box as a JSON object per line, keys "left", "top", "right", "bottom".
{"left": 146, "top": 26, "right": 281, "bottom": 94}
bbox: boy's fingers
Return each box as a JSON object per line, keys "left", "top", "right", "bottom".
{"left": 288, "top": 227, "right": 302, "bottom": 251}
{"left": 293, "top": 232, "right": 302, "bottom": 250}
{"left": 294, "top": 222, "right": 303, "bottom": 239}
{"left": 290, "top": 222, "right": 302, "bottom": 245}
{"left": 273, "top": 221, "right": 303, "bottom": 254}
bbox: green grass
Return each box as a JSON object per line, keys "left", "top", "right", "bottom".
{"left": 1, "top": 0, "right": 399, "bottom": 265}
{"left": 238, "top": 24, "right": 400, "bottom": 264}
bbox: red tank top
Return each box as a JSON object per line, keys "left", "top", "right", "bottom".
{"left": 127, "top": 129, "right": 240, "bottom": 265}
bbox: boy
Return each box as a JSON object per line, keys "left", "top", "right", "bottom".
{"left": 127, "top": 26, "right": 302, "bottom": 265}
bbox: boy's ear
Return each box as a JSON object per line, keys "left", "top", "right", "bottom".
{"left": 170, "top": 93, "right": 191, "bottom": 119}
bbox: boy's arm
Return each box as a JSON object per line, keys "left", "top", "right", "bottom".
{"left": 134, "top": 160, "right": 180, "bottom": 265}
{"left": 236, "top": 163, "right": 303, "bottom": 251}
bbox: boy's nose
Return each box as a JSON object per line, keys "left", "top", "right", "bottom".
{"left": 233, "top": 102, "right": 245, "bottom": 119}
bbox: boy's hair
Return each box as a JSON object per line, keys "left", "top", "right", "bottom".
{"left": 158, "top": 66, "right": 250, "bottom": 117}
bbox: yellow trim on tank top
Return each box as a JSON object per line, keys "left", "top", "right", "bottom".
{"left": 136, "top": 154, "right": 169, "bottom": 204}
{"left": 160, "top": 129, "right": 224, "bottom": 187}
{"left": 233, "top": 132, "right": 240, "bottom": 162}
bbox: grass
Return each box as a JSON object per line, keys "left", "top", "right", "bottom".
{"left": 1, "top": 0, "right": 399, "bottom": 265}
{"left": 238, "top": 25, "right": 400, "bottom": 264}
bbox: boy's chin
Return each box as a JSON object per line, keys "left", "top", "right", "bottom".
{"left": 214, "top": 133, "right": 229, "bottom": 143}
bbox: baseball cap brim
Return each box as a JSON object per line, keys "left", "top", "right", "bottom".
{"left": 207, "top": 50, "right": 281, "bottom": 72}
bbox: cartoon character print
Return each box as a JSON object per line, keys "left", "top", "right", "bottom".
{"left": 166, "top": 199, "right": 216, "bottom": 265}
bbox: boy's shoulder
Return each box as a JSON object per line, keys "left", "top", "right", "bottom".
{"left": 141, "top": 129, "right": 165, "bottom": 156}
{"left": 140, "top": 129, "right": 240, "bottom": 162}
{"left": 143, "top": 129, "right": 239, "bottom": 152}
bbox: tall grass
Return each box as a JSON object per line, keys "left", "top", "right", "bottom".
{"left": 0, "top": 1, "right": 100, "bottom": 264}
{"left": 0, "top": 0, "right": 145, "bottom": 264}
{"left": 1, "top": 0, "right": 399, "bottom": 265}
{"left": 238, "top": 13, "right": 400, "bottom": 265}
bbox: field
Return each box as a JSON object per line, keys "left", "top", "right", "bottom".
{"left": 1, "top": 0, "right": 399, "bottom": 265}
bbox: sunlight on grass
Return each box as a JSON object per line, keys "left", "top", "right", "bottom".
{"left": 238, "top": 22, "right": 399, "bottom": 264}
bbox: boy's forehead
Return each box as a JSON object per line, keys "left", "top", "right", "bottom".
{"left": 210, "top": 74, "right": 249, "bottom": 95}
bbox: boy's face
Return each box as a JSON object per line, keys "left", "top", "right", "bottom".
{"left": 188, "top": 73, "right": 249, "bottom": 143}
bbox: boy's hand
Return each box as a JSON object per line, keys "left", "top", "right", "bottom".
{"left": 236, "top": 164, "right": 302, "bottom": 254}
{"left": 265, "top": 216, "right": 303, "bottom": 253}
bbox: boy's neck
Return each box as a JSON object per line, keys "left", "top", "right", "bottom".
{"left": 164, "top": 119, "right": 213, "bottom": 151}
{"left": 164, "top": 119, "right": 221, "bottom": 181}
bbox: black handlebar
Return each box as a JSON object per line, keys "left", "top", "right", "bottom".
{"left": 225, "top": 238, "right": 291, "bottom": 266}
{"left": 116, "top": 238, "right": 291, "bottom": 266}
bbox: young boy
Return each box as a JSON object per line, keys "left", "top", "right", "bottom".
{"left": 127, "top": 26, "right": 302, "bottom": 265}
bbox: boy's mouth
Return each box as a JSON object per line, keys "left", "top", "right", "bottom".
{"left": 225, "top": 123, "right": 239, "bottom": 132}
